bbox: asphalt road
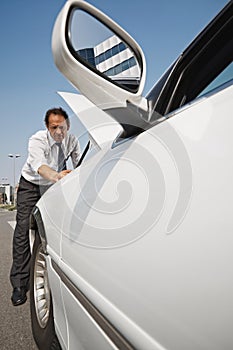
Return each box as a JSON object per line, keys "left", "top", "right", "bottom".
{"left": 0, "top": 208, "right": 37, "bottom": 350}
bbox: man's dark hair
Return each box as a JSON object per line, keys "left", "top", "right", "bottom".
{"left": 44, "top": 107, "right": 70, "bottom": 128}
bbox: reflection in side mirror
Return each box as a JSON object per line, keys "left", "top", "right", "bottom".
{"left": 68, "top": 9, "right": 141, "bottom": 92}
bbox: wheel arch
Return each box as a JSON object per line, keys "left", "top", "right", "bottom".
{"left": 29, "top": 206, "right": 47, "bottom": 255}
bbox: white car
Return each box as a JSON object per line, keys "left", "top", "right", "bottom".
{"left": 29, "top": 1, "right": 233, "bottom": 349}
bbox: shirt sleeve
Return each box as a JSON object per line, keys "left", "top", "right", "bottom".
{"left": 27, "top": 133, "right": 50, "bottom": 173}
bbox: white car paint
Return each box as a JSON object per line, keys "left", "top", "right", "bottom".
{"left": 33, "top": 1, "right": 233, "bottom": 349}
{"left": 38, "top": 83, "right": 233, "bottom": 349}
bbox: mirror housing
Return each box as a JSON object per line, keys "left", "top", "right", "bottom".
{"left": 52, "top": 0, "right": 147, "bottom": 113}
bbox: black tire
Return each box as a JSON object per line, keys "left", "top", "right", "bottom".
{"left": 30, "top": 233, "right": 61, "bottom": 350}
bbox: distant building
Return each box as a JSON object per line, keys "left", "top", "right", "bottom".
{"left": 94, "top": 35, "right": 139, "bottom": 78}
{"left": 78, "top": 47, "right": 95, "bottom": 67}
{"left": 77, "top": 35, "right": 140, "bottom": 89}
{"left": 0, "top": 184, "right": 13, "bottom": 204}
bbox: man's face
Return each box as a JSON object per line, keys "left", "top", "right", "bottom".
{"left": 47, "top": 113, "right": 69, "bottom": 143}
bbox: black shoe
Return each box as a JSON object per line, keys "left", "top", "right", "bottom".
{"left": 11, "top": 287, "right": 27, "bottom": 306}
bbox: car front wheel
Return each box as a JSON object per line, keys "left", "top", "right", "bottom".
{"left": 30, "top": 233, "right": 61, "bottom": 350}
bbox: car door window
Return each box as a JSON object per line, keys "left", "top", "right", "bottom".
{"left": 147, "top": 3, "right": 233, "bottom": 119}
{"left": 198, "top": 61, "right": 233, "bottom": 98}
{"left": 166, "top": 12, "right": 233, "bottom": 113}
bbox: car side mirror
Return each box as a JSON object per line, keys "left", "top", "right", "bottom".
{"left": 67, "top": 9, "right": 141, "bottom": 93}
{"left": 52, "top": 0, "right": 147, "bottom": 128}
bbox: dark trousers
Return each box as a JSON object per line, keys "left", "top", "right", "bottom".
{"left": 10, "top": 176, "right": 42, "bottom": 289}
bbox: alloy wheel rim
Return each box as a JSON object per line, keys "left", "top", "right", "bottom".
{"left": 34, "top": 243, "right": 51, "bottom": 328}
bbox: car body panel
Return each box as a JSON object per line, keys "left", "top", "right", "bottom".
{"left": 46, "top": 255, "right": 68, "bottom": 349}
{"left": 38, "top": 83, "right": 233, "bottom": 349}
{"left": 33, "top": 1, "right": 233, "bottom": 349}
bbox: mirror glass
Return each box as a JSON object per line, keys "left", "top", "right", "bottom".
{"left": 68, "top": 9, "right": 141, "bottom": 92}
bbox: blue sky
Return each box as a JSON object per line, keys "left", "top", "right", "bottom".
{"left": 0, "top": 0, "right": 228, "bottom": 186}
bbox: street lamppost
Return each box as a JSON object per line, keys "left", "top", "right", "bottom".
{"left": 8, "top": 154, "right": 21, "bottom": 205}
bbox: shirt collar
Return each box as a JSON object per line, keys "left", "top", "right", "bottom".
{"left": 47, "top": 130, "right": 68, "bottom": 148}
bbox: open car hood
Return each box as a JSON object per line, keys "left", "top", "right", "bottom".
{"left": 58, "top": 91, "right": 123, "bottom": 148}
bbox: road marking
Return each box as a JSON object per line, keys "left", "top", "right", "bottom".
{"left": 8, "top": 221, "right": 16, "bottom": 230}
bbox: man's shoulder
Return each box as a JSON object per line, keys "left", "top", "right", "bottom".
{"left": 30, "top": 130, "right": 48, "bottom": 141}
{"left": 67, "top": 133, "right": 79, "bottom": 145}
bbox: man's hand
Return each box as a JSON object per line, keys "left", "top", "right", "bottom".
{"left": 57, "top": 170, "right": 71, "bottom": 180}
{"left": 38, "top": 165, "right": 72, "bottom": 183}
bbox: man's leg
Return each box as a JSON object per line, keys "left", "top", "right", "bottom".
{"left": 10, "top": 176, "right": 40, "bottom": 305}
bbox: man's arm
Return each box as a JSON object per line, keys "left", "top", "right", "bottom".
{"left": 38, "top": 165, "right": 71, "bottom": 183}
